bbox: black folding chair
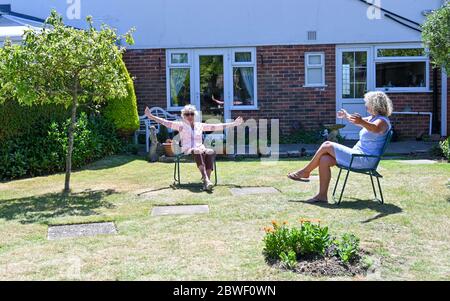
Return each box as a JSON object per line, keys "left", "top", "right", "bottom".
{"left": 332, "top": 130, "right": 393, "bottom": 205}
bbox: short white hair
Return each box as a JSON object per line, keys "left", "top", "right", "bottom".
{"left": 364, "top": 91, "right": 393, "bottom": 117}
{"left": 181, "top": 104, "right": 198, "bottom": 117}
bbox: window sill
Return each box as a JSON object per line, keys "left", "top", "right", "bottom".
{"left": 376, "top": 88, "right": 432, "bottom": 94}
{"left": 230, "top": 106, "right": 259, "bottom": 111}
{"left": 303, "top": 84, "right": 328, "bottom": 88}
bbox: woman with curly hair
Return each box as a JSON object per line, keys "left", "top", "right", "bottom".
{"left": 288, "top": 91, "right": 393, "bottom": 203}
{"left": 145, "top": 104, "right": 243, "bottom": 191}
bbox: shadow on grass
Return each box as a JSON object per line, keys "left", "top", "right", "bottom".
{"left": 290, "top": 197, "right": 402, "bottom": 223}
{"left": 84, "top": 155, "right": 142, "bottom": 171}
{"left": 0, "top": 189, "right": 117, "bottom": 224}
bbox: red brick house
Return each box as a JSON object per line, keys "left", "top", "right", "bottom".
{"left": 3, "top": 0, "right": 449, "bottom": 139}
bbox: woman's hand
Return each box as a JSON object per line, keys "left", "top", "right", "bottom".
{"left": 348, "top": 113, "right": 364, "bottom": 125}
{"left": 144, "top": 107, "right": 154, "bottom": 120}
{"left": 337, "top": 109, "right": 349, "bottom": 119}
{"left": 234, "top": 116, "right": 244, "bottom": 126}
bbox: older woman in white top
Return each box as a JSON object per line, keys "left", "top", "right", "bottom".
{"left": 145, "top": 105, "right": 243, "bottom": 191}
{"left": 288, "top": 91, "right": 393, "bottom": 203}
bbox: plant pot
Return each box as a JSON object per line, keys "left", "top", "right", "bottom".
{"left": 163, "top": 143, "right": 175, "bottom": 157}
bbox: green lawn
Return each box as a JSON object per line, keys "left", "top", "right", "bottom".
{"left": 0, "top": 155, "right": 449, "bottom": 280}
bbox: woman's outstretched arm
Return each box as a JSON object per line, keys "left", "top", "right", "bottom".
{"left": 202, "top": 117, "right": 244, "bottom": 132}
{"left": 144, "top": 107, "right": 182, "bottom": 131}
{"left": 348, "top": 114, "right": 388, "bottom": 134}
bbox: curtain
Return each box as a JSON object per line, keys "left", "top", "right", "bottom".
{"left": 239, "top": 67, "right": 254, "bottom": 104}
{"left": 170, "top": 68, "right": 189, "bottom": 106}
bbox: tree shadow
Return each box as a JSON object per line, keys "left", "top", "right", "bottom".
{"left": 83, "top": 155, "right": 142, "bottom": 171}
{"left": 289, "top": 197, "right": 402, "bottom": 223}
{"left": 0, "top": 189, "right": 117, "bottom": 224}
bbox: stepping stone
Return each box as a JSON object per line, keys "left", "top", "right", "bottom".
{"left": 229, "top": 187, "right": 280, "bottom": 196}
{"left": 400, "top": 159, "right": 437, "bottom": 165}
{"left": 48, "top": 222, "right": 117, "bottom": 240}
{"left": 151, "top": 205, "right": 209, "bottom": 216}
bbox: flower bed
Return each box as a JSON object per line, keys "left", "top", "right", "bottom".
{"left": 263, "top": 219, "right": 372, "bottom": 277}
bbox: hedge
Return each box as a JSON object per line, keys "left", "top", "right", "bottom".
{"left": 103, "top": 57, "right": 139, "bottom": 136}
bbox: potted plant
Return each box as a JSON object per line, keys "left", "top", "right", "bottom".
{"left": 163, "top": 139, "right": 175, "bottom": 157}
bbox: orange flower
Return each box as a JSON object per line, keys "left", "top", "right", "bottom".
{"left": 282, "top": 221, "right": 288, "bottom": 225}
{"left": 264, "top": 226, "right": 274, "bottom": 233}
{"left": 271, "top": 220, "right": 279, "bottom": 228}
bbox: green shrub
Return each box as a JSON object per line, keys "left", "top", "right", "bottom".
{"left": 103, "top": 57, "right": 139, "bottom": 136}
{"left": 440, "top": 137, "right": 450, "bottom": 160}
{"left": 280, "top": 129, "right": 323, "bottom": 144}
{"left": 0, "top": 113, "right": 124, "bottom": 180}
{"left": 335, "top": 233, "right": 360, "bottom": 263}
{"left": 279, "top": 250, "right": 297, "bottom": 270}
{"left": 0, "top": 99, "right": 68, "bottom": 142}
{"left": 263, "top": 220, "right": 361, "bottom": 266}
{"left": 263, "top": 220, "right": 331, "bottom": 261}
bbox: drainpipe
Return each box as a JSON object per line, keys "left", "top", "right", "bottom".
{"left": 432, "top": 68, "right": 439, "bottom": 134}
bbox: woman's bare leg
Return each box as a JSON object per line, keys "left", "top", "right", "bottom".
{"left": 289, "top": 142, "right": 336, "bottom": 179}
{"left": 312, "top": 155, "right": 336, "bottom": 202}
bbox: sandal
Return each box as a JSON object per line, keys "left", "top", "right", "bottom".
{"left": 287, "top": 171, "right": 310, "bottom": 182}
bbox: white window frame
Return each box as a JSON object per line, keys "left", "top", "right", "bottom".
{"left": 304, "top": 52, "right": 326, "bottom": 87}
{"left": 374, "top": 44, "right": 430, "bottom": 93}
{"left": 166, "top": 49, "right": 194, "bottom": 111}
{"left": 230, "top": 47, "right": 258, "bottom": 110}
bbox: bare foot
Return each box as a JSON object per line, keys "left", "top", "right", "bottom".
{"left": 305, "top": 194, "right": 328, "bottom": 203}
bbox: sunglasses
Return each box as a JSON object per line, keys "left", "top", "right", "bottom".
{"left": 184, "top": 112, "right": 195, "bottom": 117}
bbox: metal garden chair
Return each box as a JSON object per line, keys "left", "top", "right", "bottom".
{"left": 173, "top": 153, "right": 218, "bottom": 186}
{"left": 332, "top": 130, "right": 393, "bottom": 205}
{"left": 172, "top": 134, "right": 219, "bottom": 186}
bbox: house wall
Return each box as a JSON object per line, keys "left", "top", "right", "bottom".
{"left": 8, "top": 0, "right": 443, "bottom": 49}
{"left": 124, "top": 45, "right": 437, "bottom": 139}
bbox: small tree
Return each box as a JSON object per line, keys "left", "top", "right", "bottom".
{"left": 422, "top": 2, "right": 450, "bottom": 72}
{"left": 0, "top": 11, "right": 134, "bottom": 193}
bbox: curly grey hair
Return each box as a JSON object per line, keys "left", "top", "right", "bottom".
{"left": 181, "top": 104, "right": 198, "bottom": 118}
{"left": 364, "top": 91, "right": 393, "bottom": 117}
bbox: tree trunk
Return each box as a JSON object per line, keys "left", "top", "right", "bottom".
{"left": 64, "top": 86, "right": 79, "bottom": 193}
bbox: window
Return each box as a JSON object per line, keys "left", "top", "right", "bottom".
{"left": 305, "top": 52, "right": 325, "bottom": 87}
{"left": 232, "top": 49, "right": 257, "bottom": 108}
{"left": 167, "top": 51, "right": 192, "bottom": 108}
{"left": 375, "top": 46, "right": 429, "bottom": 92}
{"left": 342, "top": 51, "right": 368, "bottom": 99}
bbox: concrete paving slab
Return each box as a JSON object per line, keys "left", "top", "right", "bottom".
{"left": 48, "top": 222, "right": 117, "bottom": 240}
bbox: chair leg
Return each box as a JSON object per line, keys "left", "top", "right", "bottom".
{"left": 336, "top": 169, "right": 350, "bottom": 205}
{"left": 376, "top": 176, "right": 384, "bottom": 204}
{"left": 369, "top": 172, "right": 379, "bottom": 202}
{"left": 332, "top": 168, "right": 343, "bottom": 202}
{"left": 173, "top": 157, "right": 181, "bottom": 186}
{"left": 213, "top": 160, "right": 218, "bottom": 186}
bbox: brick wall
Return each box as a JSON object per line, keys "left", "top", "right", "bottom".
{"left": 123, "top": 49, "right": 166, "bottom": 113}
{"left": 123, "top": 46, "right": 443, "bottom": 140}
{"left": 231, "top": 45, "right": 336, "bottom": 135}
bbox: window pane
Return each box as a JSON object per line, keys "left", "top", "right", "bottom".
{"left": 308, "top": 55, "right": 322, "bottom": 65}
{"left": 376, "top": 62, "right": 426, "bottom": 88}
{"left": 377, "top": 48, "right": 424, "bottom": 57}
{"left": 235, "top": 52, "right": 252, "bottom": 63}
{"left": 342, "top": 51, "right": 367, "bottom": 98}
{"left": 171, "top": 53, "right": 188, "bottom": 64}
{"left": 233, "top": 67, "right": 254, "bottom": 106}
{"left": 170, "top": 68, "right": 190, "bottom": 107}
{"left": 307, "top": 67, "right": 323, "bottom": 85}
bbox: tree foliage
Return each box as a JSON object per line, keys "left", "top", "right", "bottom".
{"left": 422, "top": 2, "right": 450, "bottom": 71}
{"left": 0, "top": 10, "right": 134, "bottom": 192}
